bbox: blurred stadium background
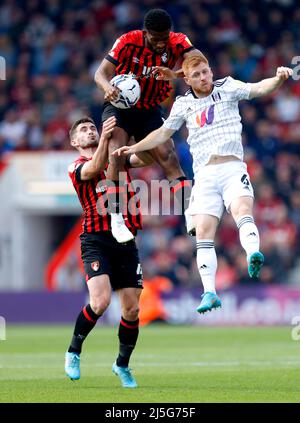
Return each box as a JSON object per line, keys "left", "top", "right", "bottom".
{"left": 0, "top": 0, "right": 300, "bottom": 330}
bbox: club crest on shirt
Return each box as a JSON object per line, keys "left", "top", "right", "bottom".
{"left": 161, "top": 52, "right": 168, "bottom": 63}
{"left": 91, "top": 261, "right": 100, "bottom": 272}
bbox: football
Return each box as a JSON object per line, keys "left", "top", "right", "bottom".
{"left": 110, "top": 74, "right": 141, "bottom": 109}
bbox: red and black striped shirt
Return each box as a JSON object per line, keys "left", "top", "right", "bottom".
{"left": 106, "top": 30, "right": 195, "bottom": 109}
{"left": 68, "top": 156, "right": 142, "bottom": 234}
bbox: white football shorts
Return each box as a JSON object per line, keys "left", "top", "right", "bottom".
{"left": 188, "top": 160, "right": 254, "bottom": 219}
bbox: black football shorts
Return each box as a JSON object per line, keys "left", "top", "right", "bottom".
{"left": 102, "top": 102, "right": 164, "bottom": 142}
{"left": 80, "top": 231, "right": 143, "bottom": 290}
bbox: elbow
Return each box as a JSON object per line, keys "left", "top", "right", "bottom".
{"left": 94, "top": 65, "right": 104, "bottom": 86}
{"left": 98, "top": 162, "right": 106, "bottom": 171}
{"left": 94, "top": 69, "right": 100, "bottom": 84}
{"left": 81, "top": 168, "right": 96, "bottom": 181}
{"left": 92, "top": 158, "right": 106, "bottom": 172}
{"left": 84, "top": 163, "right": 104, "bottom": 179}
{"left": 257, "top": 87, "right": 265, "bottom": 97}
{"left": 250, "top": 88, "right": 263, "bottom": 99}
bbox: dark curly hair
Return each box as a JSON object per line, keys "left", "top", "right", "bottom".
{"left": 69, "top": 117, "right": 95, "bottom": 139}
{"left": 144, "top": 9, "right": 172, "bottom": 32}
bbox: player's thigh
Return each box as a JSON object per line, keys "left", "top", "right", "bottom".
{"left": 133, "top": 107, "right": 181, "bottom": 172}
{"left": 149, "top": 137, "right": 176, "bottom": 164}
{"left": 108, "top": 126, "right": 129, "bottom": 152}
{"left": 80, "top": 232, "right": 113, "bottom": 286}
{"left": 221, "top": 162, "right": 254, "bottom": 214}
{"left": 110, "top": 241, "right": 143, "bottom": 291}
{"left": 87, "top": 274, "right": 112, "bottom": 311}
{"left": 150, "top": 138, "right": 183, "bottom": 180}
{"left": 102, "top": 102, "right": 130, "bottom": 149}
{"left": 134, "top": 106, "right": 164, "bottom": 142}
{"left": 230, "top": 196, "right": 254, "bottom": 222}
{"left": 189, "top": 172, "right": 224, "bottom": 220}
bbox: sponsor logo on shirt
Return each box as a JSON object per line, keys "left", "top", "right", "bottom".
{"left": 196, "top": 104, "right": 215, "bottom": 128}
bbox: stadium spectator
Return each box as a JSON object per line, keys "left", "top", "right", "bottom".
{"left": 0, "top": 109, "right": 27, "bottom": 151}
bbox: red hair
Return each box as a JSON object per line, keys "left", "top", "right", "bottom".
{"left": 182, "top": 53, "right": 209, "bottom": 76}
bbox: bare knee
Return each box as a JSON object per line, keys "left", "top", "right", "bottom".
{"left": 122, "top": 305, "right": 140, "bottom": 321}
{"left": 156, "top": 145, "right": 179, "bottom": 169}
{"left": 107, "top": 128, "right": 128, "bottom": 157}
{"left": 196, "top": 220, "right": 214, "bottom": 238}
{"left": 90, "top": 296, "right": 110, "bottom": 316}
{"left": 107, "top": 153, "right": 125, "bottom": 173}
{"left": 230, "top": 197, "right": 254, "bottom": 221}
{"left": 196, "top": 227, "right": 209, "bottom": 239}
{"left": 236, "top": 205, "right": 253, "bottom": 219}
{"left": 195, "top": 215, "right": 219, "bottom": 240}
{"left": 231, "top": 205, "right": 254, "bottom": 223}
{"left": 150, "top": 139, "right": 181, "bottom": 176}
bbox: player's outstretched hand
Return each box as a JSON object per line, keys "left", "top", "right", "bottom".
{"left": 101, "top": 116, "right": 116, "bottom": 140}
{"left": 152, "top": 66, "right": 176, "bottom": 81}
{"left": 111, "top": 145, "right": 136, "bottom": 157}
{"left": 104, "top": 85, "right": 120, "bottom": 102}
{"left": 276, "top": 66, "right": 293, "bottom": 81}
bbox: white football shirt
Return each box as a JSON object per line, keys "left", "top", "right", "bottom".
{"left": 163, "top": 76, "right": 251, "bottom": 175}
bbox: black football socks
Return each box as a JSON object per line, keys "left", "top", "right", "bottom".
{"left": 116, "top": 317, "right": 139, "bottom": 368}
{"left": 68, "top": 304, "right": 100, "bottom": 354}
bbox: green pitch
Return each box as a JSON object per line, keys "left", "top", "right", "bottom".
{"left": 0, "top": 325, "right": 300, "bottom": 403}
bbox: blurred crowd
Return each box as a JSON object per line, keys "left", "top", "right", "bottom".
{"left": 1, "top": 0, "right": 300, "bottom": 289}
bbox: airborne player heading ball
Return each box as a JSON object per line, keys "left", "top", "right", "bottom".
{"left": 95, "top": 9, "right": 203, "bottom": 242}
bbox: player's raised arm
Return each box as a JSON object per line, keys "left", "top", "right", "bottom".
{"left": 152, "top": 49, "right": 203, "bottom": 81}
{"left": 80, "top": 117, "right": 116, "bottom": 180}
{"left": 112, "top": 127, "right": 175, "bottom": 157}
{"left": 94, "top": 58, "right": 119, "bottom": 102}
{"left": 249, "top": 66, "right": 293, "bottom": 99}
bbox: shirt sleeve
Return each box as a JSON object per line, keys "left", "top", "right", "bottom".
{"left": 106, "top": 32, "right": 133, "bottom": 66}
{"left": 68, "top": 161, "right": 85, "bottom": 184}
{"left": 225, "top": 76, "right": 252, "bottom": 101}
{"left": 162, "top": 98, "right": 186, "bottom": 131}
{"left": 172, "top": 32, "right": 195, "bottom": 54}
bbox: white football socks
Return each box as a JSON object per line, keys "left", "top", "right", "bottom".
{"left": 236, "top": 215, "right": 260, "bottom": 260}
{"left": 196, "top": 239, "right": 217, "bottom": 293}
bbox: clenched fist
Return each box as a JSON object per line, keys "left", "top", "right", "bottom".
{"left": 276, "top": 66, "right": 293, "bottom": 81}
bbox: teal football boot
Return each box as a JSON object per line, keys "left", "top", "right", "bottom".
{"left": 248, "top": 252, "right": 264, "bottom": 278}
{"left": 65, "top": 352, "right": 80, "bottom": 381}
{"left": 196, "top": 292, "right": 222, "bottom": 314}
{"left": 112, "top": 362, "right": 138, "bottom": 388}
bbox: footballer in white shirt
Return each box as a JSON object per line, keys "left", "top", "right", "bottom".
{"left": 113, "top": 53, "right": 293, "bottom": 314}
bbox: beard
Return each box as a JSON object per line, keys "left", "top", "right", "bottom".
{"left": 83, "top": 137, "right": 99, "bottom": 148}
{"left": 87, "top": 140, "right": 98, "bottom": 148}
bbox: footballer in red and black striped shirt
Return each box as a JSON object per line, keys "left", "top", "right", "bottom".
{"left": 69, "top": 114, "right": 144, "bottom": 243}
{"left": 95, "top": 9, "right": 201, "bottom": 236}
{"left": 105, "top": 29, "right": 194, "bottom": 109}
{"left": 69, "top": 155, "right": 142, "bottom": 234}
{"left": 65, "top": 116, "right": 143, "bottom": 385}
